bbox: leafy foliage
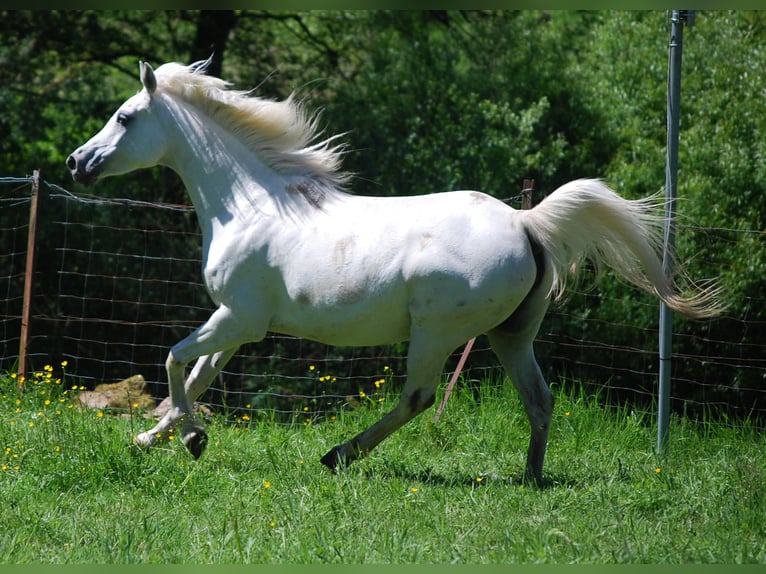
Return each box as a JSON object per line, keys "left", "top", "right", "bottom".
{"left": 1, "top": 11, "right": 764, "bottom": 417}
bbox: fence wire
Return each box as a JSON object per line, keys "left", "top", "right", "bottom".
{"left": 1, "top": 176, "right": 765, "bottom": 426}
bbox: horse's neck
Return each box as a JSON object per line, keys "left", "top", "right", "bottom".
{"left": 160, "top": 102, "right": 290, "bottom": 236}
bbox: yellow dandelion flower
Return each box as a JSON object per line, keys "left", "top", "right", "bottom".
{"left": 242, "top": 414, "right": 250, "bottom": 421}
{"left": 655, "top": 467, "right": 661, "bottom": 474}
{"left": 28, "top": 421, "right": 34, "bottom": 428}
{"left": 309, "top": 365, "right": 316, "bottom": 371}
{"left": 475, "top": 476, "right": 483, "bottom": 483}
{"left": 411, "top": 487, "right": 418, "bottom": 493}
{"left": 269, "top": 520, "right": 276, "bottom": 528}
{"left": 263, "top": 481, "right": 271, "bottom": 489}
{"left": 359, "top": 391, "right": 366, "bottom": 398}
{"left": 96, "top": 411, "right": 104, "bottom": 418}
{"left": 61, "top": 360, "right": 68, "bottom": 367}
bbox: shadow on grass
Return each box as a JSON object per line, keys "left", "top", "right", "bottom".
{"left": 365, "top": 460, "right": 583, "bottom": 491}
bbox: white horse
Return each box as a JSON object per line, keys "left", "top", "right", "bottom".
{"left": 67, "top": 59, "right": 721, "bottom": 483}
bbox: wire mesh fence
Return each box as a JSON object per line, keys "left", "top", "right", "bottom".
{"left": 2, "top": 175, "right": 765, "bottom": 425}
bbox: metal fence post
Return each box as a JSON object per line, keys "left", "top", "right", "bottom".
{"left": 658, "top": 10, "right": 694, "bottom": 454}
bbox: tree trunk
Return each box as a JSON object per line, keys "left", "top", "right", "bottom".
{"left": 190, "top": 10, "right": 238, "bottom": 78}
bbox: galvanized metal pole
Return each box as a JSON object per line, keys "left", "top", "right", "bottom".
{"left": 658, "top": 10, "right": 694, "bottom": 454}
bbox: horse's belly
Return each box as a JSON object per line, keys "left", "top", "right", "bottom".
{"left": 270, "top": 299, "right": 412, "bottom": 346}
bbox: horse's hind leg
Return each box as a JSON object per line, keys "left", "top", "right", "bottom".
{"left": 321, "top": 333, "right": 453, "bottom": 470}
{"left": 487, "top": 293, "right": 553, "bottom": 484}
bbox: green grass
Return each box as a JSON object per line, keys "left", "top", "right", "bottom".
{"left": 1, "top": 365, "right": 764, "bottom": 564}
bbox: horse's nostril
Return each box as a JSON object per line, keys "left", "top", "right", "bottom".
{"left": 66, "top": 155, "right": 77, "bottom": 170}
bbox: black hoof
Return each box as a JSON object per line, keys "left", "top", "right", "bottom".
{"left": 183, "top": 429, "right": 208, "bottom": 459}
{"left": 320, "top": 444, "right": 345, "bottom": 471}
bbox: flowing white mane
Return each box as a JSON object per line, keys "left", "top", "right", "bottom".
{"left": 153, "top": 62, "right": 350, "bottom": 187}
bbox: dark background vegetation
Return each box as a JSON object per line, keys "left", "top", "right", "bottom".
{"left": 1, "top": 11, "right": 764, "bottom": 420}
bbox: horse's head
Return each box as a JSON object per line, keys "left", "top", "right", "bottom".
{"left": 67, "top": 62, "right": 166, "bottom": 185}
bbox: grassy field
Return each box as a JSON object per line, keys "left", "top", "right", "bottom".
{"left": 1, "top": 365, "right": 764, "bottom": 564}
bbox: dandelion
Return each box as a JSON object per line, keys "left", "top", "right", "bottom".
{"left": 475, "top": 476, "right": 483, "bottom": 484}
{"left": 96, "top": 411, "right": 104, "bottom": 418}
{"left": 359, "top": 391, "right": 366, "bottom": 398}
{"left": 242, "top": 414, "right": 250, "bottom": 421}
{"left": 28, "top": 421, "right": 34, "bottom": 428}
{"left": 411, "top": 487, "right": 419, "bottom": 493}
{"left": 61, "top": 360, "right": 68, "bottom": 367}
{"left": 309, "top": 365, "right": 316, "bottom": 371}
{"left": 655, "top": 467, "right": 662, "bottom": 474}
{"left": 269, "top": 520, "right": 276, "bottom": 528}
{"left": 565, "top": 411, "right": 571, "bottom": 417}
{"left": 263, "top": 480, "right": 271, "bottom": 489}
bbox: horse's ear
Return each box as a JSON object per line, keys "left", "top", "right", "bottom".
{"left": 139, "top": 61, "right": 157, "bottom": 95}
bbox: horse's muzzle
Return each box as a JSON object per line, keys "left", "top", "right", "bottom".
{"left": 66, "top": 153, "right": 98, "bottom": 185}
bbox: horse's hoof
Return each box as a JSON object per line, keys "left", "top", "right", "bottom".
{"left": 133, "top": 432, "right": 154, "bottom": 451}
{"left": 320, "top": 444, "right": 345, "bottom": 471}
{"left": 183, "top": 429, "right": 208, "bottom": 459}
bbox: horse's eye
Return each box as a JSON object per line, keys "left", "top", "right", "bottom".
{"left": 116, "top": 113, "right": 131, "bottom": 126}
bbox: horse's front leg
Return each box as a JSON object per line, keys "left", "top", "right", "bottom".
{"left": 134, "top": 305, "right": 252, "bottom": 458}
{"left": 133, "top": 352, "right": 199, "bottom": 453}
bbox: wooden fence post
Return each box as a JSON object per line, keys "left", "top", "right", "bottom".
{"left": 17, "top": 170, "right": 43, "bottom": 386}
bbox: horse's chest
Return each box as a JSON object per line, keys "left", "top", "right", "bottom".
{"left": 200, "top": 235, "right": 262, "bottom": 304}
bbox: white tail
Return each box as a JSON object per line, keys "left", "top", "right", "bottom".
{"left": 520, "top": 179, "right": 723, "bottom": 319}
